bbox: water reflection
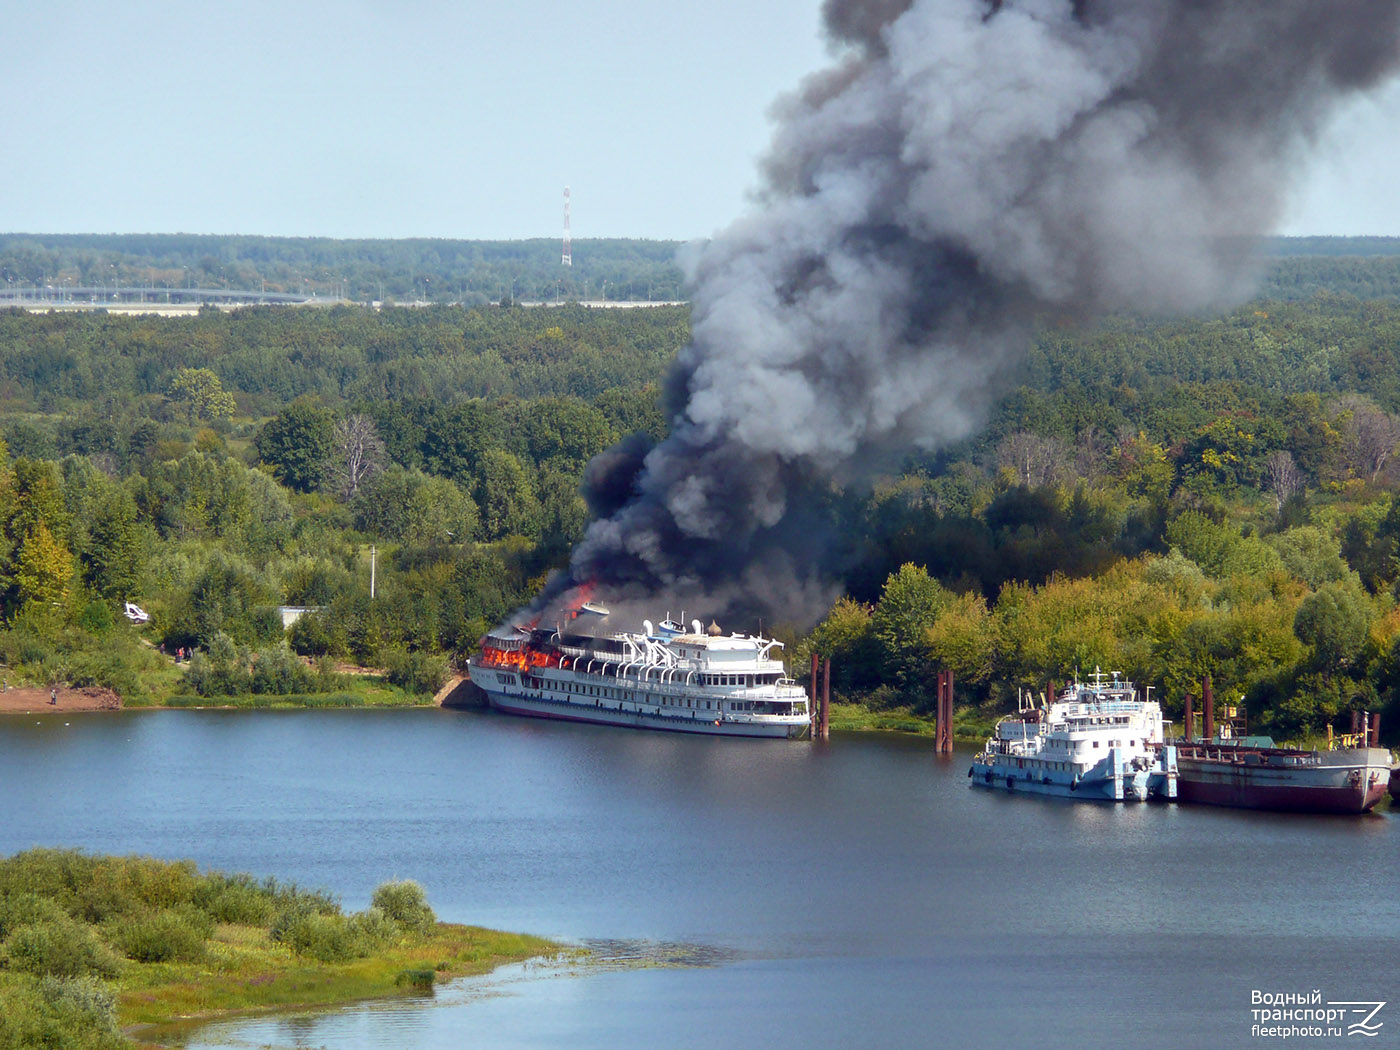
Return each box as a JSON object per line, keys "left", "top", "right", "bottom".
{"left": 0, "top": 709, "right": 1394, "bottom": 1050}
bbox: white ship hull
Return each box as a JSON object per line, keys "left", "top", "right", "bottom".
{"left": 481, "top": 688, "right": 802, "bottom": 738}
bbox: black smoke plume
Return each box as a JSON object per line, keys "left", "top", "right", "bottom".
{"left": 536, "top": 0, "right": 1400, "bottom": 628}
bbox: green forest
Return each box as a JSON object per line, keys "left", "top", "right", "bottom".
{"left": 3, "top": 246, "right": 1400, "bottom": 742}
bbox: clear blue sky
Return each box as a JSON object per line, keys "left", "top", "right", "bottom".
{"left": 4, "top": 1, "right": 1398, "bottom": 240}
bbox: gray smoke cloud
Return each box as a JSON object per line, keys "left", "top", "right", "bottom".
{"left": 544, "top": 0, "right": 1400, "bottom": 627}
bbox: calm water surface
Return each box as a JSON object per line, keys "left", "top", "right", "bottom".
{"left": 1, "top": 708, "right": 1395, "bottom": 1049}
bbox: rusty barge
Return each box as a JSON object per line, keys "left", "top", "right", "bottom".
{"left": 1174, "top": 680, "right": 1390, "bottom": 814}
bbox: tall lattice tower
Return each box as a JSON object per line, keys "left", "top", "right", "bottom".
{"left": 561, "top": 187, "right": 572, "bottom": 266}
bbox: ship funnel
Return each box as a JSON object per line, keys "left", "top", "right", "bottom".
{"left": 692, "top": 619, "right": 702, "bottom": 635}
{"left": 643, "top": 619, "right": 654, "bottom": 637}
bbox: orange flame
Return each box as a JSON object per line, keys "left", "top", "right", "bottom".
{"left": 480, "top": 645, "right": 561, "bottom": 672}
{"left": 556, "top": 581, "right": 598, "bottom": 621}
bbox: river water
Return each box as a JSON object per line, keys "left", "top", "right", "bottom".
{"left": 1, "top": 708, "right": 1395, "bottom": 1049}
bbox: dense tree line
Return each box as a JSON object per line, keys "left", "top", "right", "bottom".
{"left": 8, "top": 234, "right": 1400, "bottom": 306}
{"left": 0, "top": 235, "right": 686, "bottom": 304}
{"left": 0, "top": 303, "right": 685, "bottom": 415}
{"left": 0, "top": 304, "right": 676, "bottom": 701}
{"left": 804, "top": 299, "right": 1400, "bottom": 742}
{"left": 2, "top": 287, "right": 1400, "bottom": 737}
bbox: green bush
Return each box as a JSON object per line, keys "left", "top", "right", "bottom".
{"left": 383, "top": 651, "right": 449, "bottom": 696}
{"left": 73, "top": 855, "right": 199, "bottom": 923}
{"left": 1, "top": 917, "right": 120, "bottom": 979}
{"left": 192, "top": 872, "right": 276, "bottom": 926}
{"left": 271, "top": 910, "right": 363, "bottom": 963}
{"left": 248, "top": 644, "right": 315, "bottom": 695}
{"left": 0, "top": 893, "right": 70, "bottom": 938}
{"left": 75, "top": 601, "right": 114, "bottom": 633}
{"left": 40, "top": 975, "right": 120, "bottom": 1037}
{"left": 347, "top": 906, "right": 398, "bottom": 948}
{"left": 267, "top": 887, "right": 344, "bottom": 954}
{"left": 182, "top": 637, "right": 342, "bottom": 698}
{"left": 370, "top": 880, "right": 436, "bottom": 934}
{"left": 0, "top": 975, "right": 125, "bottom": 1050}
{"left": 0, "top": 626, "right": 49, "bottom": 666}
{"left": 288, "top": 612, "right": 333, "bottom": 657}
{"left": 181, "top": 635, "right": 247, "bottom": 697}
{"left": 105, "top": 907, "right": 210, "bottom": 963}
{"left": 162, "top": 694, "right": 209, "bottom": 708}
{"left": 0, "top": 848, "right": 91, "bottom": 913}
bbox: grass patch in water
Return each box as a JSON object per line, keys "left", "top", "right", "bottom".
{"left": 120, "top": 921, "right": 558, "bottom": 1027}
{"left": 0, "top": 849, "right": 558, "bottom": 1048}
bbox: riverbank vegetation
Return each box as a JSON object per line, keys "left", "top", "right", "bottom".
{"left": 2, "top": 240, "right": 1400, "bottom": 740}
{"left": 0, "top": 849, "right": 558, "bottom": 1050}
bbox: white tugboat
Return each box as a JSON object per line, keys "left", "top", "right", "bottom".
{"left": 469, "top": 603, "right": 810, "bottom": 738}
{"left": 970, "top": 670, "right": 1177, "bottom": 802}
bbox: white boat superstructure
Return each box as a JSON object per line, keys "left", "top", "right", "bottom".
{"left": 468, "top": 603, "right": 810, "bottom": 738}
{"left": 970, "top": 670, "right": 1177, "bottom": 802}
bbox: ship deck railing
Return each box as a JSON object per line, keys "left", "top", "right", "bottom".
{"left": 1056, "top": 699, "right": 1145, "bottom": 716}
{"left": 1175, "top": 743, "right": 1331, "bottom": 766}
{"left": 553, "top": 662, "right": 801, "bottom": 698}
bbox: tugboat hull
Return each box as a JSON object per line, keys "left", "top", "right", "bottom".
{"left": 968, "top": 759, "right": 1156, "bottom": 802}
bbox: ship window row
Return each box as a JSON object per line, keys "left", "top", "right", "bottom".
{"left": 1019, "top": 759, "right": 1078, "bottom": 772}
{"left": 561, "top": 682, "right": 628, "bottom": 700}
{"left": 555, "top": 680, "right": 715, "bottom": 710}
{"left": 702, "top": 673, "right": 781, "bottom": 687}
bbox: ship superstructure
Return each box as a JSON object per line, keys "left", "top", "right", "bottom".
{"left": 970, "top": 670, "right": 1177, "bottom": 802}
{"left": 468, "top": 603, "right": 810, "bottom": 738}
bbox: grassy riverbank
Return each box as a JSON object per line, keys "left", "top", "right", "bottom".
{"left": 0, "top": 665, "right": 445, "bottom": 716}
{"left": 0, "top": 850, "right": 559, "bottom": 1050}
{"left": 155, "top": 682, "right": 434, "bottom": 710}
{"left": 826, "top": 701, "right": 995, "bottom": 743}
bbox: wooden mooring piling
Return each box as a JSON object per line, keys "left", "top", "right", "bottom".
{"left": 1352, "top": 709, "right": 1382, "bottom": 747}
{"left": 810, "top": 653, "right": 831, "bottom": 742}
{"left": 935, "top": 668, "right": 954, "bottom": 753}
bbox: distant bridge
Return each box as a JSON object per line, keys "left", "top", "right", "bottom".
{"left": 0, "top": 285, "right": 340, "bottom": 309}
{"left": 0, "top": 286, "right": 688, "bottom": 313}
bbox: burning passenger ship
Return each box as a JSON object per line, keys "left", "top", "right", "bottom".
{"left": 468, "top": 602, "right": 811, "bottom": 738}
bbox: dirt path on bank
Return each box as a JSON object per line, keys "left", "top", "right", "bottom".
{"left": 0, "top": 685, "right": 122, "bottom": 714}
